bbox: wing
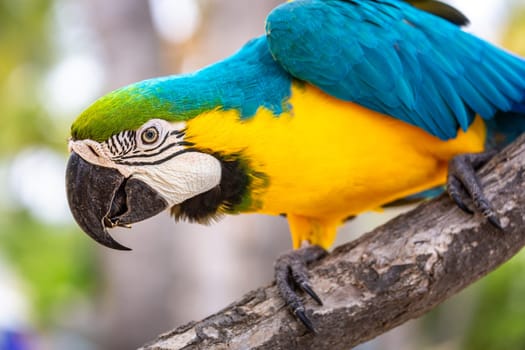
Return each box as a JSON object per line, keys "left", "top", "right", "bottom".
{"left": 266, "top": 0, "right": 525, "bottom": 140}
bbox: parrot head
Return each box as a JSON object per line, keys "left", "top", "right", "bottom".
{"left": 66, "top": 80, "right": 225, "bottom": 250}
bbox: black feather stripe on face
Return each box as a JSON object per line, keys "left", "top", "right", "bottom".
{"left": 170, "top": 153, "right": 253, "bottom": 224}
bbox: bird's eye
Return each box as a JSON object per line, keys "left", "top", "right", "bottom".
{"left": 141, "top": 127, "right": 159, "bottom": 144}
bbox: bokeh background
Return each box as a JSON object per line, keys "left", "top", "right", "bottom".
{"left": 1, "top": 0, "right": 525, "bottom": 349}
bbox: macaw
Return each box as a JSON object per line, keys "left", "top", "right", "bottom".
{"left": 65, "top": 0, "right": 525, "bottom": 331}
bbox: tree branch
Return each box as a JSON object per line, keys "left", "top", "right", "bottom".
{"left": 141, "top": 135, "right": 525, "bottom": 350}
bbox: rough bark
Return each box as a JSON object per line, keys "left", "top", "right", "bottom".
{"left": 141, "top": 135, "right": 525, "bottom": 350}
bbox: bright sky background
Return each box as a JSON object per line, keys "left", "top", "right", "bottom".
{"left": 149, "top": 0, "right": 201, "bottom": 44}
{"left": 449, "top": 0, "right": 509, "bottom": 42}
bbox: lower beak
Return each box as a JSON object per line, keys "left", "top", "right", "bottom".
{"left": 65, "top": 152, "right": 168, "bottom": 250}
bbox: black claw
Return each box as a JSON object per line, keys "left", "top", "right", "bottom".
{"left": 447, "top": 151, "right": 503, "bottom": 228}
{"left": 447, "top": 176, "right": 474, "bottom": 214}
{"left": 274, "top": 245, "right": 327, "bottom": 332}
{"left": 449, "top": 189, "right": 474, "bottom": 214}
{"left": 295, "top": 308, "right": 316, "bottom": 333}
{"left": 487, "top": 214, "right": 504, "bottom": 230}
{"left": 299, "top": 282, "right": 323, "bottom": 306}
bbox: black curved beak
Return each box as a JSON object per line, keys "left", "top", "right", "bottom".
{"left": 65, "top": 152, "right": 168, "bottom": 250}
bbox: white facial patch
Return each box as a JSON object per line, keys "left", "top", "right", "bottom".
{"left": 130, "top": 152, "right": 222, "bottom": 207}
{"left": 69, "top": 119, "right": 222, "bottom": 206}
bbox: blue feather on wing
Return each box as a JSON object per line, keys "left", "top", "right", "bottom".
{"left": 265, "top": 0, "right": 525, "bottom": 144}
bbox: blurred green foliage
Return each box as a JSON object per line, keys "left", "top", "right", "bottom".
{"left": 0, "top": 210, "right": 97, "bottom": 326}
{"left": 463, "top": 253, "right": 525, "bottom": 350}
{"left": 0, "top": 0, "right": 97, "bottom": 327}
{"left": 0, "top": 0, "right": 65, "bottom": 156}
{"left": 503, "top": 3, "right": 525, "bottom": 56}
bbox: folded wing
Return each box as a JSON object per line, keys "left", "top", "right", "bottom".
{"left": 266, "top": 0, "right": 525, "bottom": 140}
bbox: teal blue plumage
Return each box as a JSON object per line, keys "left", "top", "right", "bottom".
{"left": 266, "top": 0, "right": 525, "bottom": 142}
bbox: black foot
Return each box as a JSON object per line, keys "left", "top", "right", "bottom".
{"left": 275, "top": 245, "right": 327, "bottom": 333}
{"left": 447, "top": 150, "right": 503, "bottom": 229}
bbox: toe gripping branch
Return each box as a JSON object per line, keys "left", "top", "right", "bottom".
{"left": 274, "top": 245, "right": 328, "bottom": 333}
{"left": 447, "top": 150, "right": 503, "bottom": 229}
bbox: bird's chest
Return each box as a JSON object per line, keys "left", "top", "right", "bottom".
{"left": 250, "top": 125, "right": 449, "bottom": 218}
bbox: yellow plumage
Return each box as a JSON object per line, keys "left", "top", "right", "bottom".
{"left": 186, "top": 83, "right": 486, "bottom": 249}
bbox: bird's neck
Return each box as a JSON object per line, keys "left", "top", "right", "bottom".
{"left": 147, "top": 36, "right": 292, "bottom": 122}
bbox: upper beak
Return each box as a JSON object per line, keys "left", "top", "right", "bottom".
{"left": 65, "top": 152, "right": 168, "bottom": 250}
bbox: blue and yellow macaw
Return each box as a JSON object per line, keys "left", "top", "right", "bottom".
{"left": 65, "top": 0, "right": 525, "bottom": 331}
